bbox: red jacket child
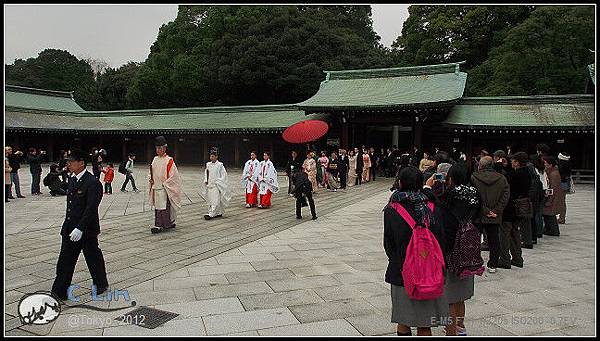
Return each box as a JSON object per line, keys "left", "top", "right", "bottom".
{"left": 102, "top": 165, "right": 115, "bottom": 183}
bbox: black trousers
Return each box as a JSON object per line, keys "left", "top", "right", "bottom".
{"left": 543, "top": 215, "right": 560, "bottom": 236}
{"left": 355, "top": 169, "right": 362, "bottom": 185}
{"left": 52, "top": 235, "right": 108, "bottom": 299}
{"left": 479, "top": 224, "right": 501, "bottom": 268}
{"left": 5, "top": 184, "right": 11, "bottom": 201}
{"left": 31, "top": 172, "right": 42, "bottom": 194}
{"left": 371, "top": 166, "right": 376, "bottom": 181}
{"left": 296, "top": 192, "right": 316, "bottom": 218}
{"left": 500, "top": 220, "right": 524, "bottom": 266}
{"left": 339, "top": 170, "right": 347, "bottom": 189}
{"left": 104, "top": 182, "right": 112, "bottom": 194}
{"left": 121, "top": 173, "right": 137, "bottom": 191}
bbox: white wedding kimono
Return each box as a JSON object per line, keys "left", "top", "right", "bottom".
{"left": 258, "top": 159, "right": 279, "bottom": 195}
{"left": 241, "top": 159, "right": 260, "bottom": 194}
{"left": 202, "top": 161, "right": 232, "bottom": 217}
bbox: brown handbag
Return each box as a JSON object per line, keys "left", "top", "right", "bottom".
{"left": 513, "top": 197, "right": 533, "bottom": 218}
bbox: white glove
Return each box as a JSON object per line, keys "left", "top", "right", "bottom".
{"left": 69, "top": 228, "right": 83, "bottom": 242}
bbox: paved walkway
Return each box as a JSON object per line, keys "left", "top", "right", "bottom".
{"left": 4, "top": 174, "right": 595, "bottom": 336}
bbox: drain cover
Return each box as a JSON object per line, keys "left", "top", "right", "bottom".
{"left": 116, "top": 306, "right": 179, "bottom": 329}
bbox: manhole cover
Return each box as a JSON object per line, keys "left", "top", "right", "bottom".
{"left": 116, "top": 306, "right": 179, "bottom": 329}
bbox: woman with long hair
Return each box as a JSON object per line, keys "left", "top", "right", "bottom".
{"left": 348, "top": 150, "right": 357, "bottom": 187}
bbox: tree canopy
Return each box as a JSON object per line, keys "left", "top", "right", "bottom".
{"left": 4, "top": 5, "right": 595, "bottom": 110}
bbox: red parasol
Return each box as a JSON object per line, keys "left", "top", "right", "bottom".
{"left": 282, "top": 120, "right": 329, "bottom": 144}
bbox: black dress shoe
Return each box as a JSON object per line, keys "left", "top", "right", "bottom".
{"left": 204, "top": 215, "right": 212, "bottom": 220}
{"left": 522, "top": 244, "right": 534, "bottom": 249}
{"left": 312, "top": 216, "right": 318, "bottom": 220}
{"left": 497, "top": 263, "right": 512, "bottom": 269}
{"left": 151, "top": 227, "right": 162, "bottom": 234}
{"left": 511, "top": 260, "right": 524, "bottom": 268}
{"left": 544, "top": 232, "right": 560, "bottom": 237}
{"left": 96, "top": 286, "right": 109, "bottom": 295}
{"left": 17, "top": 195, "right": 26, "bottom": 198}
{"left": 8, "top": 196, "right": 15, "bottom": 199}
{"left": 296, "top": 216, "right": 302, "bottom": 219}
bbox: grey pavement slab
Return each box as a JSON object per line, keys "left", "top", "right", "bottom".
{"left": 202, "top": 307, "right": 299, "bottom": 335}
{"left": 238, "top": 289, "right": 325, "bottom": 311}
{"left": 192, "top": 281, "right": 273, "bottom": 300}
{"left": 288, "top": 298, "right": 380, "bottom": 323}
{"left": 258, "top": 319, "right": 362, "bottom": 336}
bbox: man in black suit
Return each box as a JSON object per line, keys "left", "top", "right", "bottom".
{"left": 338, "top": 149, "right": 349, "bottom": 189}
{"left": 51, "top": 149, "right": 108, "bottom": 300}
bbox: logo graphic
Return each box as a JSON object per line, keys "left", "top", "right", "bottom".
{"left": 18, "top": 291, "right": 61, "bottom": 325}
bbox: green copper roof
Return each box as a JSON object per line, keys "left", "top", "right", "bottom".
{"left": 298, "top": 62, "right": 467, "bottom": 111}
{"left": 444, "top": 95, "right": 595, "bottom": 128}
{"left": 588, "top": 64, "right": 595, "bottom": 85}
{"left": 5, "top": 104, "right": 327, "bottom": 133}
{"left": 5, "top": 85, "right": 85, "bottom": 112}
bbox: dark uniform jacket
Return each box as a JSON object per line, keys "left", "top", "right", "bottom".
{"left": 292, "top": 172, "right": 313, "bottom": 198}
{"left": 7, "top": 154, "right": 22, "bottom": 173}
{"left": 61, "top": 171, "right": 103, "bottom": 238}
{"left": 338, "top": 155, "right": 349, "bottom": 173}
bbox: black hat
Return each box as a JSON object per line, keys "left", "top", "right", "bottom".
{"left": 68, "top": 149, "right": 87, "bottom": 164}
{"left": 155, "top": 136, "right": 167, "bottom": 147}
{"left": 509, "top": 151, "right": 529, "bottom": 165}
{"left": 493, "top": 150, "right": 506, "bottom": 158}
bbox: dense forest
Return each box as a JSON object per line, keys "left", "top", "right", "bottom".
{"left": 5, "top": 5, "right": 595, "bottom": 110}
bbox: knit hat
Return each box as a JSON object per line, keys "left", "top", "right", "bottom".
{"left": 558, "top": 153, "right": 570, "bottom": 161}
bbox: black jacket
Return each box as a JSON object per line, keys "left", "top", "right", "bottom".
{"left": 327, "top": 159, "right": 339, "bottom": 177}
{"left": 44, "top": 171, "right": 66, "bottom": 192}
{"left": 557, "top": 160, "right": 572, "bottom": 182}
{"left": 61, "top": 171, "right": 103, "bottom": 238}
{"left": 355, "top": 152, "right": 363, "bottom": 171}
{"left": 27, "top": 153, "right": 44, "bottom": 173}
{"left": 338, "top": 155, "right": 349, "bottom": 173}
{"left": 7, "top": 154, "right": 22, "bottom": 173}
{"left": 383, "top": 195, "right": 445, "bottom": 287}
{"left": 292, "top": 172, "right": 313, "bottom": 198}
{"left": 503, "top": 166, "right": 531, "bottom": 222}
{"left": 285, "top": 157, "right": 302, "bottom": 176}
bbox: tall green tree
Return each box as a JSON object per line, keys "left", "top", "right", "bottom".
{"left": 126, "top": 5, "right": 392, "bottom": 109}
{"left": 95, "top": 62, "right": 142, "bottom": 110}
{"left": 391, "top": 5, "right": 534, "bottom": 69}
{"left": 5, "top": 49, "right": 100, "bottom": 110}
{"left": 466, "top": 6, "right": 595, "bottom": 96}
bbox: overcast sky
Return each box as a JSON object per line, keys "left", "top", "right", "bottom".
{"left": 4, "top": 4, "right": 409, "bottom": 68}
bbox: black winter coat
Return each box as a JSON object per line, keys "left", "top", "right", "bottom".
{"left": 383, "top": 195, "right": 445, "bottom": 287}
{"left": 503, "top": 166, "right": 531, "bottom": 222}
{"left": 292, "top": 172, "right": 313, "bottom": 198}
{"left": 27, "top": 153, "right": 44, "bottom": 173}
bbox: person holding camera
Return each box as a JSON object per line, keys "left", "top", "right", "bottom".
{"left": 27, "top": 147, "right": 46, "bottom": 195}
{"left": 6, "top": 146, "right": 25, "bottom": 199}
{"left": 292, "top": 170, "right": 317, "bottom": 220}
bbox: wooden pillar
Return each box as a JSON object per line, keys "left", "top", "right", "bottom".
{"left": 203, "top": 137, "right": 208, "bottom": 164}
{"left": 341, "top": 121, "right": 349, "bottom": 150}
{"left": 122, "top": 137, "right": 127, "bottom": 162}
{"left": 392, "top": 125, "right": 400, "bottom": 148}
{"left": 413, "top": 116, "right": 423, "bottom": 149}
{"left": 146, "top": 135, "right": 153, "bottom": 164}
{"left": 47, "top": 134, "right": 55, "bottom": 162}
{"left": 466, "top": 134, "right": 473, "bottom": 175}
{"left": 234, "top": 136, "right": 240, "bottom": 167}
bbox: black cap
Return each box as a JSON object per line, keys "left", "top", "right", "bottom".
{"left": 155, "top": 136, "right": 167, "bottom": 147}
{"left": 68, "top": 149, "right": 88, "bottom": 164}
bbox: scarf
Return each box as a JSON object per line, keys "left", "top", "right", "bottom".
{"left": 386, "top": 190, "right": 434, "bottom": 227}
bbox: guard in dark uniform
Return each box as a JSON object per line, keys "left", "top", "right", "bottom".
{"left": 51, "top": 149, "right": 108, "bottom": 300}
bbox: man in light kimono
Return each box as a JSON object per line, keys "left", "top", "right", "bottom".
{"left": 202, "top": 150, "right": 232, "bottom": 220}
{"left": 148, "top": 136, "right": 182, "bottom": 234}
{"left": 258, "top": 151, "right": 279, "bottom": 209}
{"left": 241, "top": 151, "right": 260, "bottom": 208}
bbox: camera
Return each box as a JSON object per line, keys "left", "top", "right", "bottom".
{"left": 434, "top": 172, "right": 445, "bottom": 181}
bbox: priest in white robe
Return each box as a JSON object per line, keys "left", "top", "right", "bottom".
{"left": 148, "top": 136, "right": 182, "bottom": 234}
{"left": 258, "top": 152, "right": 279, "bottom": 208}
{"left": 202, "top": 151, "right": 232, "bottom": 220}
{"left": 241, "top": 151, "right": 260, "bottom": 208}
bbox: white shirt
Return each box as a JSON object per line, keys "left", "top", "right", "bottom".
{"left": 73, "top": 169, "right": 88, "bottom": 181}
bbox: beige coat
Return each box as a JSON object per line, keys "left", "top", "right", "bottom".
{"left": 5, "top": 157, "right": 11, "bottom": 184}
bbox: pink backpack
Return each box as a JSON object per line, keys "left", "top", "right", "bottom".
{"left": 391, "top": 202, "right": 445, "bottom": 300}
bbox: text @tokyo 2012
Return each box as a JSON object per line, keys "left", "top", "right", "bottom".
{"left": 67, "top": 314, "right": 146, "bottom": 328}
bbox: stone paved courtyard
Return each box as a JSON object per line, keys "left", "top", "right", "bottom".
{"left": 4, "top": 166, "right": 595, "bottom": 336}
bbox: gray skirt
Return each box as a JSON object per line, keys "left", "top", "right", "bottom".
{"left": 445, "top": 273, "right": 474, "bottom": 304}
{"left": 391, "top": 284, "right": 450, "bottom": 327}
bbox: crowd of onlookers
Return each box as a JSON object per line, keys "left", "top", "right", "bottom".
{"left": 382, "top": 143, "right": 574, "bottom": 336}
{"left": 4, "top": 146, "right": 142, "bottom": 202}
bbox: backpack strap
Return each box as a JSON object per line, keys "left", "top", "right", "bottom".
{"left": 166, "top": 158, "right": 174, "bottom": 179}
{"left": 391, "top": 203, "right": 416, "bottom": 229}
{"left": 391, "top": 202, "right": 435, "bottom": 229}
